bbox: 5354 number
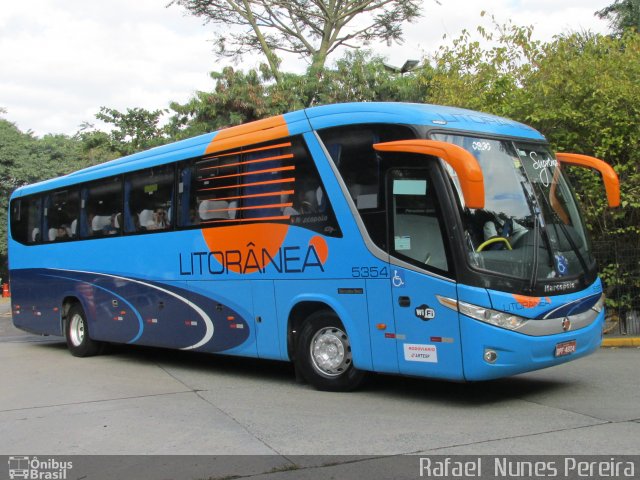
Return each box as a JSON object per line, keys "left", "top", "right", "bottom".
{"left": 351, "top": 266, "right": 389, "bottom": 278}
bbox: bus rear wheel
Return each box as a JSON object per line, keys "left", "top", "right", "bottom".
{"left": 65, "top": 304, "right": 102, "bottom": 357}
{"left": 295, "top": 311, "right": 366, "bottom": 391}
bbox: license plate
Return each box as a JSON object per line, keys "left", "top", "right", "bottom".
{"left": 555, "top": 340, "right": 576, "bottom": 357}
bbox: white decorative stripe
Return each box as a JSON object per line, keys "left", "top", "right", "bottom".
{"left": 59, "top": 269, "right": 214, "bottom": 350}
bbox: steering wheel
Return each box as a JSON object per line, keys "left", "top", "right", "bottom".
{"left": 477, "top": 237, "right": 513, "bottom": 252}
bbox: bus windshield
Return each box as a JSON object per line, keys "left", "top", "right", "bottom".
{"left": 432, "top": 133, "right": 595, "bottom": 284}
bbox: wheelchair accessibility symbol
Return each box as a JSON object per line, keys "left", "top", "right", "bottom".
{"left": 392, "top": 269, "right": 405, "bottom": 288}
{"left": 554, "top": 254, "right": 569, "bottom": 277}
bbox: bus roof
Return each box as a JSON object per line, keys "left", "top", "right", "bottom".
{"left": 303, "top": 102, "right": 544, "bottom": 140}
{"left": 12, "top": 102, "right": 545, "bottom": 198}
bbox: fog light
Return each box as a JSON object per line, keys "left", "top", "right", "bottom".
{"left": 484, "top": 349, "right": 498, "bottom": 364}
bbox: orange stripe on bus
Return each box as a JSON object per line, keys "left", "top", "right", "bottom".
{"left": 201, "top": 215, "right": 291, "bottom": 225}
{"left": 204, "top": 142, "right": 292, "bottom": 159}
{"left": 204, "top": 203, "right": 293, "bottom": 213}
{"left": 202, "top": 190, "right": 295, "bottom": 203}
{"left": 199, "top": 153, "right": 294, "bottom": 172}
{"left": 200, "top": 166, "right": 295, "bottom": 182}
{"left": 205, "top": 116, "right": 289, "bottom": 155}
{"left": 198, "top": 177, "right": 295, "bottom": 192}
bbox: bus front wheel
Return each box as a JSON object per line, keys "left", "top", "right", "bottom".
{"left": 64, "top": 304, "right": 102, "bottom": 357}
{"left": 295, "top": 311, "right": 366, "bottom": 391}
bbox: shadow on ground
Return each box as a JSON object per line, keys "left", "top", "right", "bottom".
{"left": 29, "top": 338, "right": 567, "bottom": 407}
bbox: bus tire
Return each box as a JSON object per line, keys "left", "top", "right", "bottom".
{"left": 64, "top": 304, "right": 102, "bottom": 357}
{"left": 295, "top": 311, "right": 366, "bottom": 392}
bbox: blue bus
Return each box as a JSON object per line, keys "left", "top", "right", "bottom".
{"left": 8, "top": 103, "right": 620, "bottom": 391}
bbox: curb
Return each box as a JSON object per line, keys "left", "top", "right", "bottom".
{"left": 601, "top": 337, "right": 640, "bottom": 347}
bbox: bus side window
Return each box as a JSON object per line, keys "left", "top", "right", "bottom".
{"left": 83, "top": 176, "right": 122, "bottom": 238}
{"left": 190, "top": 153, "right": 241, "bottom": 225}
{"left": 10, "top": 196, "right": 42, "bottom": 245}
{"left": 182, "top": 137, "right": 341, "bottom": 237}
{"left": 318, "top": 125, "right": 416, "bottom": 210}
{"left": 43, "top": 189, "right": 79, "bottom": 242}
{"left": 317, "top": 125, "right": 417, "bottom": 249}
{"left": 390, "top": 170, "right": 449, "bottom": 273}
{"left": 285, "top": 138, "right": 341, "bottom": 237}
{"left": 125, "top": 165, "right": 174, "bottom": 233}
{"left": 242, "top": 144, "right": 290, "bottom": 220}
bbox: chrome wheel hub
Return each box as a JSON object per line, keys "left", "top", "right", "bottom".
{"left": 69, "top": 313, "right": 85, "bottom": 347}
{"left": 310, "top": 327, "right": 352, "bottom": 377}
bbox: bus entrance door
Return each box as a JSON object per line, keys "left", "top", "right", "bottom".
{"left": 391, "top": 268, "right": 464, "bottom": 380}
{"left": 388, "top": 166, "right": 464, "bottom": 380}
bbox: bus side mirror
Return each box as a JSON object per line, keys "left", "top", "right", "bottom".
{"left": 373, "top": 139, "right": 485, "bottom": 209}
{"left": 555, "top": 153, "right": 620, "bottom": 208}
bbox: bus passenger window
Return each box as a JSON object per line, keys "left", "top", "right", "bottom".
{"left": 284, "top": 139, "right": 341, "bottom": 236}
{"left": 125, "top": 165, "right": 174, "bottom": 233}
{"left": 44, "top": 189, "right": 79, "bottom": 242}
{"left": 10, "top": 196, "right": 42, "bottom": 245}
{"left": 83, "top": 176, "right": 122, "bottom": 238}
{"left": 189, "top": 154, "right": 240, "bottom": 225}
{"left": 184, "top": 137, "right": 341, "bottom": 237}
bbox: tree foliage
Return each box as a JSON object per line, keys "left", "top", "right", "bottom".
{"left": 92, "top": 107, "right": 170, "bottom": 156}
{"left": 0, "top": 119, "right": 97, "bottom": 278}
{"left": 169, "top": 0, "right": 425, "bottom": 80}
{"left": 424, "top": 13, "right": 542, "bottom": 116}
{"left": 166, "top": 50, "right": 428, "bottom": 138}
{"left": 596, "top": 0, "right": 640, "bottom": 35}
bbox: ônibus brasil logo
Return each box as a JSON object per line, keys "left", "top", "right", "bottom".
{"left": 8, "top": 456, "right": 73, "bottom": 480}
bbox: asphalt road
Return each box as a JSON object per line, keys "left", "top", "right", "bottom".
{"left": 1, "top": 298, "right": 639, "bottom": 479}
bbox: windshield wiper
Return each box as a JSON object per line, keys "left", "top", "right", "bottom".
{"left": 535, "top": 182, "right": 590, "bottom": 278}
{"left": 519, "top": 180, "right": 555, "bottom": 293}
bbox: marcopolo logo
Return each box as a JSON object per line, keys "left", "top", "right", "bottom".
{"left": 8, "top": 456, "right": 72, "bottom": 480}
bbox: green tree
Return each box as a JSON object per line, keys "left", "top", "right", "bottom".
{"left": 167, "top": 66, "right": 287, "bottom": 139}
{"left": 93, "top": 107, "right": 169, "bottom": 156}
{"left": 518, "top": 32, "right": 640, "bottom": 240}
{"left": 0, "top": 119, "right": 99, "bottom": 279}
{"left": 0, "top": 120, "right": 37, "bottom": 273}
{"left": 308, "top": 50, "right": 427, "bottom": 104}
{"left": 168, "top": 0, "right": 427, "bottom": 82}
{"left": 423, "top": 13, "right": 542, "bottom": 116}
{"left": 166, "top": 51, "right": 425, "bottom": 137}
{"left": 596, "top": 0, "right": 640, "bottom": 35}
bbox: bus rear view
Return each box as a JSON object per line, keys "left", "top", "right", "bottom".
{"left": 8, "top": 103, "right": 619, "bottom": 391}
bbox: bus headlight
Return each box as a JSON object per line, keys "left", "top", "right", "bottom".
{"left": 437, "top": 296, "right": 527, "bottom": 331}
{"left": 460, "top": 302, "right": 527, "bottom": 330}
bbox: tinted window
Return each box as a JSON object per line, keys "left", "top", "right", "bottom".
{"left": 318, "top": 125, "right": 416, "bottom": 249}
{"left": 318, "top": 125, "right": 416, "bottom": 210}
{"left": 126, "top": 165, "right": 174, "bottom": 233}
{"left": 10, "top": 196, "right": 42, "bottom": 244}
{"left": 390, "top": 168, "right": 449, "bottom": 273}
{"left": 84, "top": 177, "right": 122, "bottom": 238}
{"left": 44, "top": 189, "right": 80, "bottom": 242}
{"left": 181, "top": 136, "right": 341, "bottom": 237}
